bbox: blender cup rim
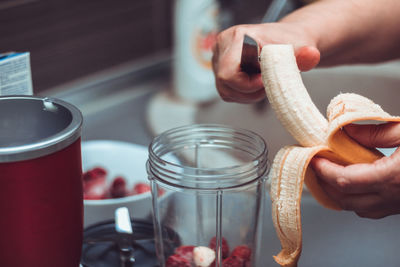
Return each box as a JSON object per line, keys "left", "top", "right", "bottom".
{"left": 147, "top": 124, "right": 269, "bottom": 190}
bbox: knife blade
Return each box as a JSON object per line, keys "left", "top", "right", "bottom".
{"left": 240, "top": 34, "right": 260, "bottom": 74}
{"left": 115, "top": 207, "right": 135, "bottom": 267}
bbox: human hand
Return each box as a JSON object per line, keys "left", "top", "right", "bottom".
{"left": 212, "top": 23, "right": 320, "bottom": 103}
{"left": 311, "top": 122, "right": 400, "bottom": 219}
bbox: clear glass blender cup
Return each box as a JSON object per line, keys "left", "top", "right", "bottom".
{"left": 147, "top": 124, "right": 269, "bottom": 267}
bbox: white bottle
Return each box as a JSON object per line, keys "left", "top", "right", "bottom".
{"left": 173, "top": 0, "right": 220, "bottom": 103}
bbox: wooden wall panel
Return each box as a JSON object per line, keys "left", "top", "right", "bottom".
{"left": 0, "top": 0, "right": 173, "bottom": 92}
{"left": 0, "top": 0, "right": 271, "bottom": 93}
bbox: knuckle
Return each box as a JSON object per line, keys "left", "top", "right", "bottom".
{"left": 216, "top": 26, "right": 235, "bottom": 44}
{"left": 368, "top": 124, "right": 383, "bottom": 145}
{"left": 216, "top": 69, "right": 231, "bottom": 84}
{"left": 335, "top": 177, "right": 350, "bottom": 191}
{"left": 215, "top": 32, "right": 224, "bottom": 46}
{"left": 231, "top": 25, "right": 247, "bottom": 39}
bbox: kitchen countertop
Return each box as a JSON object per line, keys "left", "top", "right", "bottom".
{"left": 45, "top": 54, "right": 400, "bottom": 267}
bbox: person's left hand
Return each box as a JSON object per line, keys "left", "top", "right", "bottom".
{"left": 311, "top": 122, "right": 400, "bottom": 219}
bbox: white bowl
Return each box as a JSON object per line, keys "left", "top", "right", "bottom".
{"left": 82, "top": 140, "right": 152, "bottom": 228}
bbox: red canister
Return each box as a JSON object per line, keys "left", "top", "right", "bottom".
{"left": 0, "top": 96, "right": 83, "bottom": 267}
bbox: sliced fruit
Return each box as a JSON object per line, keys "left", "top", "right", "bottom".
{"left": 175, "top": 245, "right": 195, "bottom": 262}
{"left": 209, "top": 236, "right": 230, "bottom": 259}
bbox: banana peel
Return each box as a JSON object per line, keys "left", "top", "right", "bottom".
{"left": 260, "top": 44, "right": 400, "bottom": 267}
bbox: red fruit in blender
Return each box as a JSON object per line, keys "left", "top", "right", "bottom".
{"left": 231, "top": 245, "right": 251, "bottom": 262}
{"left": 175, "top": 245, "right": 195, "bottom": 261}
{"left": 222, "top": 256, "right": 244, "bottom": 267}
{"left": 132, "top": 182, "right": 151, "bottom": 195}
{"left": 209, "top": 236, "right": 230, "bottom": 259}
{"left": 166, "top": 254, "right": 191, "bottom": 267}
{"left": 110, "top": 176, "right": 128, "bottom": 198}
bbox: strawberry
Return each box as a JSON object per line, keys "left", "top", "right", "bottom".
{"left": 175, "top": 245, "right": 195, "bottom": 262}
{"left": 83, "top": 167, "right": 107, "bottom": 182}
{"left": 166, "top": 254, "right": 191, "bottom": 267}
{"left": 231, "top": 245, "right": 251, "bottom": 262}
{"left": 209, "top": 236, "right": 230, "bottom": 259}
{"left": 83, "top": 167, "right": 108, "bottom": 200}
{"left": 109, "top": 176, "right": 128, "bottom": 198}
{"left": 131, "top": 182, "right": 151, "bottom": 195}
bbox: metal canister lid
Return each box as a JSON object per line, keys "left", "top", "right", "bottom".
{"left": 0, "top": 95, "right": 83, "bottom": 162}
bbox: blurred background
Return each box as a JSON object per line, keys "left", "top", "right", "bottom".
{"left": 0, "top": 0, "right": 287, "bottom": 151}
{"left": 0, "top": 0, "right": 271, "bottom": 93}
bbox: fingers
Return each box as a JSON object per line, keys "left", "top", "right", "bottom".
{"left": 320, "top": 178, "right": 395, "bottom": 218}
{"left": 295, "top": 46, "right": 320, "bottom": 71}
{"left": 216, "top": 79, "right": 266, "bottom": 103}
{"left": 212, "top": 24, "right": 320, "bottom": 104}
{"left": 311, "top": 155, "right": 400, "bottom": 219}
{"left": 312, "top": 157, "right": 386, "bottom": 216}
{"left": 213, "top": 44, "right": 319, "bottom": 102}
{"left": 311, "top": 157, "right": 381, "bottom": 194}
{"left": 212, "top": 26, "right": 266, "bottom": 103}
{"left": 318, "top": 179, "right": 382, "bottom": 212}
{"left": 224, "top": 73, "right": 264, "bottom": 94}
{"left": 344, "top": 122, "right": 400, "bottom": 148}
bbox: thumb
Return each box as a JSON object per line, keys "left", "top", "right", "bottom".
{"left": 344, "top": 122, "right": 400, "bottom": 148}
{"left": 295, "top": 46, "right": 320, "bottom": 71}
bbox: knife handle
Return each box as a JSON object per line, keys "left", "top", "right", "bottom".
{"left": 240, "top": 35, "right": 261, "bottom": 74}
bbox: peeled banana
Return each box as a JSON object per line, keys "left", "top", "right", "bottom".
{"left": 260, "top": 44, "right": 400, "bottom": 267}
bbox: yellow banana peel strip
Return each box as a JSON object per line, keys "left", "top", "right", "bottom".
{"left": 260, "top": 45, "right": 400, "bottom": 267}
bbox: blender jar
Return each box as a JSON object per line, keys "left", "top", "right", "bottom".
{"left": 147, "top": 124, "right": 269, "bottom": 267}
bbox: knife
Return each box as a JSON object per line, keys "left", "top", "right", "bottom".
{"left": 240, "top": 34, "right": 260, "bottom": 74}
{"left": 240, "top": 34, "right": 268, "bottom": 112}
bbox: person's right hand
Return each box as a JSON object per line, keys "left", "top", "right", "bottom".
{"left": 212, "top": 23, "right": 320, "bottom": 104}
